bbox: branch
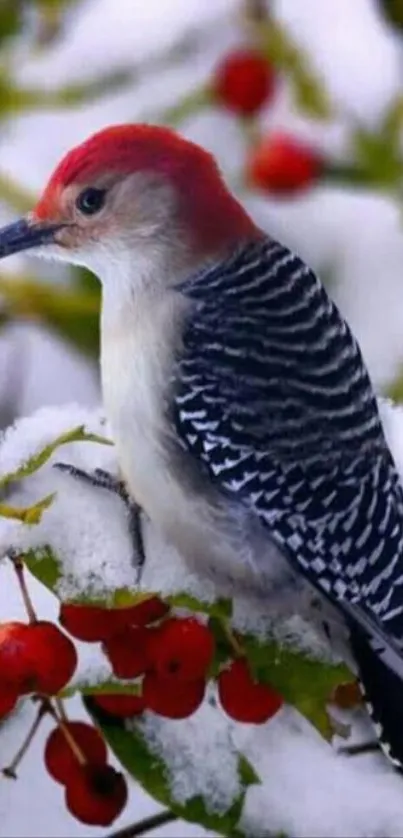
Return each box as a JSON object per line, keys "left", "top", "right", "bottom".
{"left": 107, "top": 809, "right": 178, "bottom": 838}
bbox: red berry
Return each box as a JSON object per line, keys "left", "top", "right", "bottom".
{"left": 93, "top": 693, "right": 145, "bottom": 718}
{"left": 146, "top": 617, "right": 215, "bottom": 681}
{"left": 60, "top": 603, "right": 119, "bottom": 643}
{"left": 24, "top": 621, "right": 77, "bottom": 695}
{"left": 247, "top": 132, "right": 322, "bottom": 194}
{"left": 103, "top": 626, "right": 149, "bottom": 679}
{"left": 65, "top": 763, "right": 128, "bottom": 826}
{"left": 44, "top": 722, "right": 107, "bottom": 785}
{"left": 60, "top": 597, "right": 169, "bottom": 643}
{"left": 0, "top": 622, "right": 31, "bottom": 688}
{"left": 143, "top": 672, "right": 205, "bottom": 719}
{"left": 218, "top": 658, "right": 283, "bottom": 723}
{"left": 120, "top": 596, "right": 169, "bottom": 627}
{"left": 0, "top": 683, "right": 18, "bottom": 718}
{"left": 213, "top": 49, "right": 276, "bottom": 115}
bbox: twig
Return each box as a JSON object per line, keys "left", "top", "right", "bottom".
{"left": 44, "top": 699, "right": 86, "bottom": 766}
{"left": 220, "top": 618, "right": 244, "bottom": 657}
{"left": 54, "top": 697, "right": 69, "bottom": 724}
{"left": 2, "top": 702, "right": 46, "bottom": 779}
{"left": 339, "top": 740, "right": 381, "bottom": 757}
{"left": 107, "top": 810, "right": 178, "bottom": 838}
{"left": 10, "top": 555, "right": 37, "bottom": 623}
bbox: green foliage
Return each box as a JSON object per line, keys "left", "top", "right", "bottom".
{"left": 0, "top": 426, "right": 353, "bottom": 837}
{"left": 0, "top": 424, "right": 111, "bottom": 493}
{"left": 0, "top": 1, "right": 22, "bottom": 44}
{"left": 210, "top": 617, "right": 349, "bottom": 739}
{"left": 86, "top": 695, "right": 259, "bottom": 838}
{"left": 377, "top": 0, "right": 403, "bottom": 31}
{"left": 23, "top": 546, "right": 62, "bottom": 587}
{"left": 258, "top": 20, "right": 332, "bottom": 119}
{"left": 0, "top": 493, "right": 55, "bottom": 524}
{"left": 0, "top": 274, "right": 100, "bottom": 356}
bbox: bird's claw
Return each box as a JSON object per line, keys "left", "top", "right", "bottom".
{"left": 54, "top": 462, "right": 126, "bottom": 497}
{"left": 53, "top": 461, "right": 146, "bottom": 578}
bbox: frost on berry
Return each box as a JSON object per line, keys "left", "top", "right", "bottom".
{"left": 65, "top": 763, "right": 128, "bottom": 826}
{"left": 213, "top": 48, "right": 276, "bottom": 115}
{"left": 143, "top": 671, "right": 205, "bottom": 719}
{"left": 218, "top": 658, "right": 283, "bottom": 723}
{"left": 44, "top": 722, "right": 108, "bottom": 785}
{"left": 146, "top": 617, "right": 215, "bottom": 681}
{"left": 93, "top": 693, "right": 145, "bottom": 718}
{"left": 103, "top": 626, "right": 149, "bottom": 679}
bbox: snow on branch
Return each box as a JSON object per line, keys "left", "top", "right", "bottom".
{"left": 1, "top": 401, "right": 403, "bottom": 836}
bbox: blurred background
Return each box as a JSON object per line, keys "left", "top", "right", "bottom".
{"left": 0, "top": 0, "right": 403, "bottom": 834}
{"left": 0, "top": 0, "right": 402, "bottom": 426}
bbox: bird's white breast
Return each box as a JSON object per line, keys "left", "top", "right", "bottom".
{"left": 100, "top": 291, "right": 180, "bottom": 516}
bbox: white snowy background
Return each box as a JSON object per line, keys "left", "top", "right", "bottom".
{"left": 1, "top": 0, "right": 403, "bottom": 835}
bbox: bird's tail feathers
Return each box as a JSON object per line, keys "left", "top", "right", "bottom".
{"left": 349, "top": 622, "right": 403, "bottom": 770}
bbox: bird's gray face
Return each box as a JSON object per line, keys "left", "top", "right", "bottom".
{"left": 0, "top": 171, "right": 180, "bottom": 286}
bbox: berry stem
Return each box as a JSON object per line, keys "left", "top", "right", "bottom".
{"left": 44, "top": 699, "right": 87, "bottom": 766}
{"left": 2, "top": 701, "right": 46, "bottom": 779}
{"left": 107, "top": 809, "right": 178, "bottom": 838}
{"left": 219, "top": 618, "right": 244, "bottom": 658}
{"left": 10, "top": 555, "right": 37, "bottom": 623}
{"left": 245, "top": 0, "right": 269, "bottom": 24}
{"left": 54, "top": 696, "right": 69, "bottom": 724}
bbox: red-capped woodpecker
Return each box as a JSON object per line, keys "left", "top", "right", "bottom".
{"left": 1, "top": 124, "right": 403, "bottom": 766}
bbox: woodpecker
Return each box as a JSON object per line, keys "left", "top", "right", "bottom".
{"left": 1, "top": 124, "right": 403, "bottom": 766}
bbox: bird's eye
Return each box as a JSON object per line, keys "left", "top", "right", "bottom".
{"left": 76, "top": 187, "right": 106, "bottom": 216}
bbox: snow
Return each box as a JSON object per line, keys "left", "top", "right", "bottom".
{"left": 2, "top": 398, "right": 403, "bottom": 836}
{"left": 136, "top": 691, "right": 242, "bottom": 814}
{"left": 0, "top": 0, "right": 403, "bottom": 835}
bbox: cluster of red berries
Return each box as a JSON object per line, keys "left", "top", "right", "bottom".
{"left": 0, "top": 619, "right": 77, "bottom": 715}
{"left": 61, "top": 597, "right": 284, "bottom": 725}
{"left": 44, "top": 721, "right": 127, "bottom": 827}
{"left": 0, "top": 585, "right": 283, "bottom": 828}
{"left": 211, "top": 48, "right": 322, "bottom": 194}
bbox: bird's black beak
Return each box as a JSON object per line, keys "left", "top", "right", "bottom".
{"left": 0, "top": 218, "right": 63, "bottom": 259}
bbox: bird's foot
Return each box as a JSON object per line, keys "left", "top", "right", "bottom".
{"left": 338, "top": 740, "right": 380, "bottom": 757}
{"left": 54, "top": 462, "right": 146, "bottom": 582}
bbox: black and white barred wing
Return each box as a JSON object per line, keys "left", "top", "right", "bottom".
{"left": 172, "top": 238, "right": 403, "bottom": 645}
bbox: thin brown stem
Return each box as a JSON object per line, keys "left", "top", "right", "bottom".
{"left": 2, "top": 702, "right": 46, "bottom": 779}
{"left": 10, "top": 555, "right": 37, "bottom": 623}
{"left": 44, "top": 699, "right": 86, "bottom": 766}
{"left": 54, "top": 697, "right": 69, "bottom": 724}
{"left": 107, "top": 810, "right": 178, "bottom": 838}
{"left": 220, "top": 618, "right": 245, "bottom": 657}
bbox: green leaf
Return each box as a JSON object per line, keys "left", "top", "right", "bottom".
{"left": 0, "top": 493, "right": 55, "bottom": 524}
{"left": 23, "top": 547, "right": 62, "bottom": 590}
{"left": 258, "top": 20, "right": 332, "bottom": 119}
{"left": 86, "top": 697, "right": 252, "bottom": 837}
{"left": 62, "top": 679, "right": 143, "bottom": 699}
{"left": 0, "top": 273, "right": 100, "bottom": 356}
{"left": 168, "top": 592, "right": 233, "bottom": 620}
{"left": 238, "top": 754, "right": 261, "bottom": 787}
{"left": 350, "top": 127, "right": 402, "bottom": 188}
{"left": 0, "top": 424, "right": 112, "bottom": 492}
{"left": 241, "top": 634, "right": 349, "bottom": 739}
